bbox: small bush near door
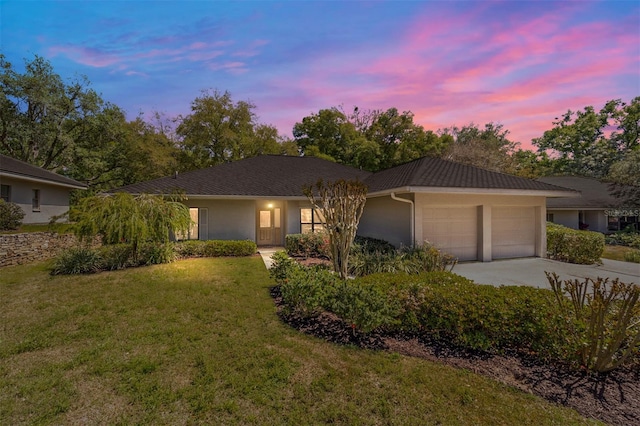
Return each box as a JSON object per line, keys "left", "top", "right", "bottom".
{"left": 546, "top": 222, "right": 604, "bottom": 264}
{"left": 285, "top": 233, "right": 330, "bottom": 258}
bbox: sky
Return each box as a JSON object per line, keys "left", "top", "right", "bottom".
{"left": 2, "top": 0, "right": 639, "bottom": 150}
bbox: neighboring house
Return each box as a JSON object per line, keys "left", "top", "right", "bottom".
{"left": 118, "top": 155, "right": 577, "bottom": 262}
{"left": 0, "top": 154, "right": 87, "bottom": 224}
{"left": 538, "top": 176, "right": 639, "bottom": 233}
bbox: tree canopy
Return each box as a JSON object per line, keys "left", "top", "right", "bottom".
{"left": 533, "top": 97, "right": 639, "bottom": 179}
{"left": 176, "top": 89, "right": 296, "bottom": 171}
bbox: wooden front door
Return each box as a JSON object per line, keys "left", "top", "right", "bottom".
{"left": 257, "top": 203, "right": 282, "bottom": 246}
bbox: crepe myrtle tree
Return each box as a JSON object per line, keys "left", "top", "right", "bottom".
{"left": 72, "top": 192, "right": 192, "bottom": 260}
{"left": 303, "top": 179, "right": 368, "bottom": 279}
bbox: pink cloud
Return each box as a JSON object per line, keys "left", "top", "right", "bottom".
{"left": 48, "top": 45, "right": 121, "bottom": 67}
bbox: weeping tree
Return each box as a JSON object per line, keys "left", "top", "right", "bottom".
{"left": 72, "top": 193, "right": 192, "bottom": 259}
{"left": 303, "top": 179, "right": 368, "bottom": 279}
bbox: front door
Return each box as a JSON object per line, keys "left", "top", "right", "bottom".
{"left": 257, "top": 202, "right": 282, "bottom": 246}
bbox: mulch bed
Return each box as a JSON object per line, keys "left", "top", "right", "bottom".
{"left": 270, "top": 286, "right": 640, "bottom": 426}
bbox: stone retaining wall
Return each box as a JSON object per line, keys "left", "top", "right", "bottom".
{"left": 0, "top": 232, "right": 98, "bottom": 268}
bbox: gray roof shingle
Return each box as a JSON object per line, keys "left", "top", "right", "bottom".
{"left": 365, "top": 157, "right": 573, "bottom": 193}
{"left": 117, "top": 155, "right": 371, "bottom": 197}
{"left": 116, "top": 155, "right": 576, "bottom": 197}
{"left": 538, "top": 176, "right": 622, "bottom": 208}
{"left": 0, "top": 154, "right": 87, "bottom": 189}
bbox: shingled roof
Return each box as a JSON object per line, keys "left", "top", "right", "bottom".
{"left": 117, "top": 155, "right": 371, "bottom": 197}
{"left": 365, "top": 157, "right": 575, "bottom": 194}
{"left": 538, "top": 176, "right": 622, "bottom": 208}
{"left": 0, "top": 154, "right": 87, "bottom": 189}
{"left": 116, "top": 155, "right": 577, "bottom": 197}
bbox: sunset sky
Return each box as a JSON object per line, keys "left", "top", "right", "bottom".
{"left": 3, "top": 0, "right": 639, "bottom": 150}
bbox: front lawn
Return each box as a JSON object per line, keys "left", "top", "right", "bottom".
{"left": 0, "top": 258, "right": 596, "bottom": 425}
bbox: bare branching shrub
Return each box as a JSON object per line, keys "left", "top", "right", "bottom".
{"left": 546, "top": 272, "right": 640, "bottom": 372}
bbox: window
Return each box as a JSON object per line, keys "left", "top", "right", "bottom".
{"left": 176, "top": 208, "right": 201, "bottom": 240}
{"left": 32, "top": 189, "right": 40, "bottom": 211}
{"left": 0, "top": 184, "right": 10, "bottom": 202}
{"left": 300, "top": 208, "right": 326, "bottom": 233}
{"left": 546, "top": 213, "right": 554, "bottom": 222}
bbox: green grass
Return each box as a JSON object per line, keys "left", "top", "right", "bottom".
{"left": 0, "top": 258, "right": 599, "bottom": 425}
{"left": 602, "top": 244, "right": 639, "bottom": 262}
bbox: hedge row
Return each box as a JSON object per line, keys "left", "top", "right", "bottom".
{"left": 547, "top": 222, "right": 604, "bottom": 264}
{"left": 269, "top": 252, "right": 566, "bottom": 358}
{"left": 271, "top": 253, "right": 640, "bottom": 371}
{"left": 51, "top": 240, "right": 257, "bottom": 275}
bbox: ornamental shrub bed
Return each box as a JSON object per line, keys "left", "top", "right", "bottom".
{"left": 606, "top": 228, "right": 640, "bottom": 249}
{"left": 271, "top": 257, "right": 640, "bottom": 372}
{"left": 51, "top": 239, "right": 257, "bottom": 275}
{"left": 547, "top": 222, "right": 604, "bottom": 264}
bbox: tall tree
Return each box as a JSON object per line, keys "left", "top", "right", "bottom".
{"left": 64, "top": 106, "right": 179, "bottom": 190}
{"left": 0, "top": 54, "right": 102, "bottom": 170}
{"left": 176, "top": 89, "right": 293, "bottom": 171}
{"left": 608, "top": 150, "right": 640, "bottom": 206}
{"left": 293, "top": 108, "right": 358, "bottom": 163}
{"left": 441, "top": 123, "right": 516, "bottom": 172}
{"left": 532, "top": 98, "right": 639, "bottom": 178}
{"left": 294, "top": 106, "right": 448, "bottom": 171}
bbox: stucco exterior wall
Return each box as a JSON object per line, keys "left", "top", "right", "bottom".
{"left": 1, "top": 176, "right": 73, "bottom": 224}
{"left": 358, "top": 195, "right": 412, "bottom": 248}
{"left": 547, "top": 209, "right": 609, "bottom": 233}
{"left": 548, "top": 209, "right": 578, "bottom": 230}
{"left": 584, "top": 210, "right": 608, "bottom": 233}
{"left": 184, "top": 199, "right": 256, "bottom": 241}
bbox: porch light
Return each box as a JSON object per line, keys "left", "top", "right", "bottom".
{"left": 267, "top": 203, "right": 273, "bottom": 209}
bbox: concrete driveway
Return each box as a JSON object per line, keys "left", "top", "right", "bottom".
{"left": 453, "top": 258, "right": 639, "bottom": 289}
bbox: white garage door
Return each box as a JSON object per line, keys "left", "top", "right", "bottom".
{"left": 492, "top": 207, "right": 536, "bottom": 259}
{"left": 422, "top": 207, "right": 477, "bottom": 261}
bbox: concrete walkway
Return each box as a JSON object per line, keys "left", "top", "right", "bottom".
{"left": 257, "top": 247, "right": 286, "bottom": 269}
{"left": 454, "top": 257, "right": 639, "bottom": 289}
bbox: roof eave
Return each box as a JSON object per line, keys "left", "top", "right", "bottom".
{"left": 367, "top": 186, "right": 580, "bottom": 198}
{"left": 0, "top": 171, "right": 87, "bottom": 190}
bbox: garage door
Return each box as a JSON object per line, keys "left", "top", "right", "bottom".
{"left": 422, "top": 207, "right": 477, "bottom": 261}
{"left": 492, "top": 207, "right": 536, "bottom": 259}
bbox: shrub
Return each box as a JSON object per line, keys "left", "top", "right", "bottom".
{"left": 269, "top": 251, "right": 301, "bottom": 285}
{"left": 351, "top": 235, "right": 396, "bottom": 255}
{"left": 547, "top": 222, "right": 604, "bottom": 264}
{"left": 279, "top": 266, "right": 340, "bottom": 318}
{"left": 136, "top": 242, "right": 176, "bottom": 265}
{"left": 51, "top": 247, "right": 102, "bottom": 275}
{"left": 285, "top": 233, "right": 330, "bottom": 258}
{"left": 174, "top": 240, "right": 256, "bottom": 258}
{"left": 547, "top": 272, "right": 640, "bottom": 372}
{"left": 349, "top": 250, "right": 405, "bottom": 276}
{"left": 606, "top": 227, "right": 640, "bottom": 249}
{"left": 624, "top": 249, "right": 640, "bottom": 263}
{"left": 98, "top": 244, "right": 134, "bottom": 270}
{"left": 399, "top": 244, "right": 457, "bottom": 274}
{"left": 328, "top": 280, "right": 398, "bottom": 334}
{"left": 348, "top": 243, "right": 457, "bottom": 277}
{"left": 0, "top": 200, "right": 25, "bottom": 231}
{"left": 174, "top": 240, "right": 206, "bottom": 258}
{"left": 203, "top": 240, "right": 257, "bottom": 257}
